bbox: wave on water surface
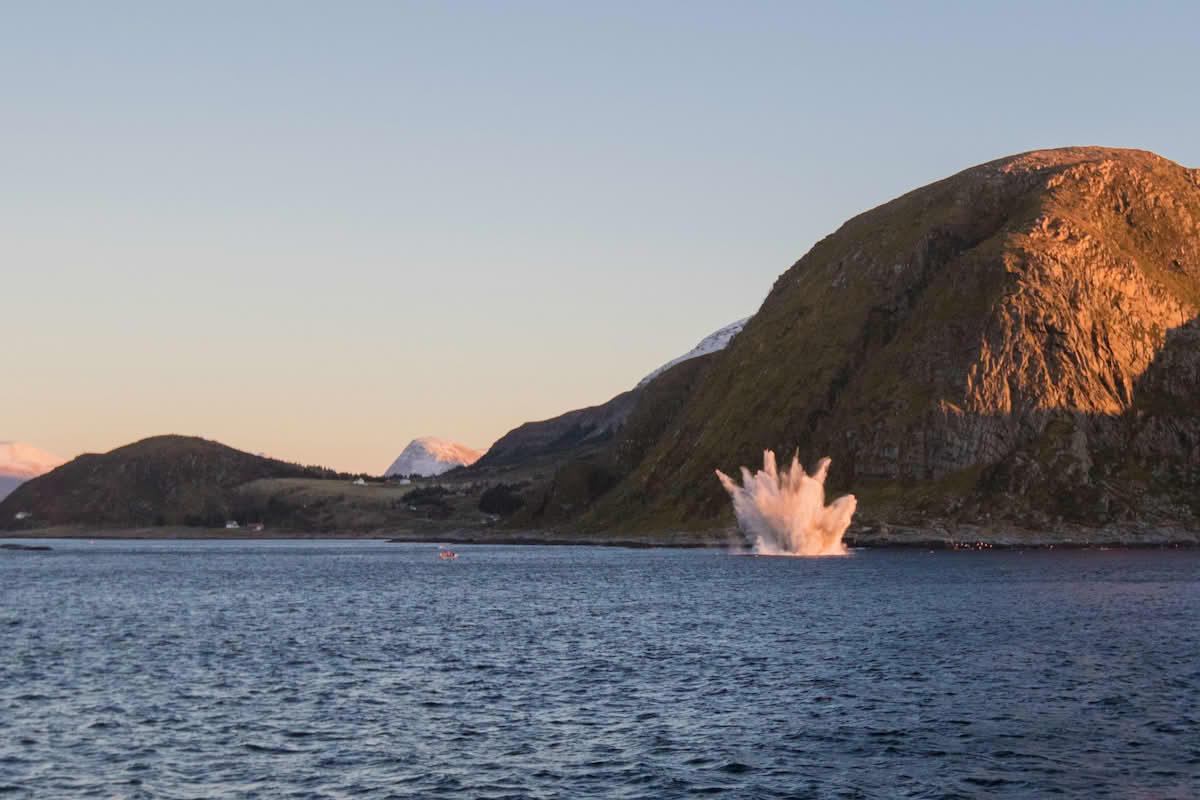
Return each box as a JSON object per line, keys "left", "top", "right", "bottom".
{"left": 1, "top": 541, "right": 1197, "bottom": 798}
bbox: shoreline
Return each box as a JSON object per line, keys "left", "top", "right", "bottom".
{"left": 3, "top": 522, "right": 1199, "bottom": 550}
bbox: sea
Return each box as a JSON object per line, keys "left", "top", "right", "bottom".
{"left": 1, "top": 539, "right": 1197, "bottom": 799}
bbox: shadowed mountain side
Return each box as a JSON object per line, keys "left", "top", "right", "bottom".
{"left": 468, "top": 389, "right": 640, "bottom": 471}
{"left": 574, "top": 147, "right": 1200, "bottom": 532}
{"left": 503, "top": 355, "right": 716, "bottom": 528}
{"left": 469, "top": 319, "right": 747, "bottom": 477}
{"left": 0, "top": 435, "right": 342, "bottom": 528}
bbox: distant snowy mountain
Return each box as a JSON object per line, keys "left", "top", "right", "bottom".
{"left": 636, "top": 318, "right": 749, "bottom": 388}
{"left": 0, "top": 442, "right": 65, "bottom": 478}
{"left": 384, "top": 437, "right": 484, "bottom": 477}
{"left": 0, "top": 441, "right": 66, "bottom": 501}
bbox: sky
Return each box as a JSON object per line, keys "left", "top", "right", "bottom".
{"left": 5, "top": 1, "right": 1200, "bottom": 474}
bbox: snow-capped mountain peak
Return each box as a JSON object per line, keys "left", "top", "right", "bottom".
{"left": 636, "top": 318, "right": 749, "bottom": 388}
{"left": 0, "top": 441, "right": 66, "bottom": 479}
{"left": 0, "top": 441, "right": 66, "bottom": 502}
{"left": 384, "top": 437, "right": 484, "bottom": 477}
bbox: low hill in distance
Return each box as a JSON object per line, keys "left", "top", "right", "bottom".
{"left": 0, "top": 435, "right": 357, "bottom": 528}
{"left": 0, "top": 434, "right": 508, "bottom": 538}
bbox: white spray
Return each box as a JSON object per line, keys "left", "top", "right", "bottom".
{"left": 716, "top": 450, "right": 856, "bottom": 556}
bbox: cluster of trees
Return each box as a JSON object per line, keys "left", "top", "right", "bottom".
{"left": 286, "top": 460, "right": 378, "bottom": 482}
{"left": 479, "top": 483, "right": 526, "bottom": 515}
{"left": 403, "top": 485, "right": 452, "bottom": 519}
{"left": 396, "top": 482, "right": 529, "bottom": 519}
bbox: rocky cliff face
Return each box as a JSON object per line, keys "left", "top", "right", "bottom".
{"left": 584, "top": 147, "right": 1200, "bottom": 531}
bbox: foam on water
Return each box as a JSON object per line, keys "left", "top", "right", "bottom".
{"left": 716, "top": 450, "right": 856, "bottom": 556}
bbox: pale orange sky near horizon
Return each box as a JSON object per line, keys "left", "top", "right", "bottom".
{"left": 6, "top": 2, "right": 1199, "bottom": 473}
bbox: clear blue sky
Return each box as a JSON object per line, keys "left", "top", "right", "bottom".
{"left": 5, "top": 1, "right": 1199, "bottom": 473}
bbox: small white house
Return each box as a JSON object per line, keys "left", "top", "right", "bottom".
{"left": 352, "top": 477, "right": 367, "bottom": 486}
{"left": 225, "top": 520, "right": 239, "bottom": 529}
{"left": 14, "top": 511, "right": 32, "bottom": 520}
{"left": 398, "top": 478, "right": 412, "bottom": 485}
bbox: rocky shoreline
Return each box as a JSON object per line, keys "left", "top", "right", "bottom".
{"left": 5, "top": 521, "right": 1197, "bottom": 550}
{"left": 846, "top": 520, "right": 1200, "bottom": 550}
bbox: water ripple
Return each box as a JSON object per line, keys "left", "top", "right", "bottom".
{"left": 0, "top": 541, "right": 1197, "bottom": 798}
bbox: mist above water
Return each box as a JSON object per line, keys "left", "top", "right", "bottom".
{"left": 716, "top": 451, "right": 856, "bottom": 556}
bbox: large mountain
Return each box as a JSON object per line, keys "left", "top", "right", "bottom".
{"left": 0, "top": 442, "right": 65, "bottom": 501}
{"left": 471, "top": 319, "right": 747, "bottom": 471}
{"left": 0, "top": 435, "right": 324, "bottom": 527}
{"left": 570, "top": 147, "right": 1200, "bottom": 532}
{"left": 383, "top": 437, "right": 483, "bottom": 477}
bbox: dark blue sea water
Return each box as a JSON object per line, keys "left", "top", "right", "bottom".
{"left": 1, "top": 540, "right": 1197, "bottom": 799}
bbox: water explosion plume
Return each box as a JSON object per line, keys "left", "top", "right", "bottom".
{"left": 716, "top": 451, "right": 856, "bottom": 556}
